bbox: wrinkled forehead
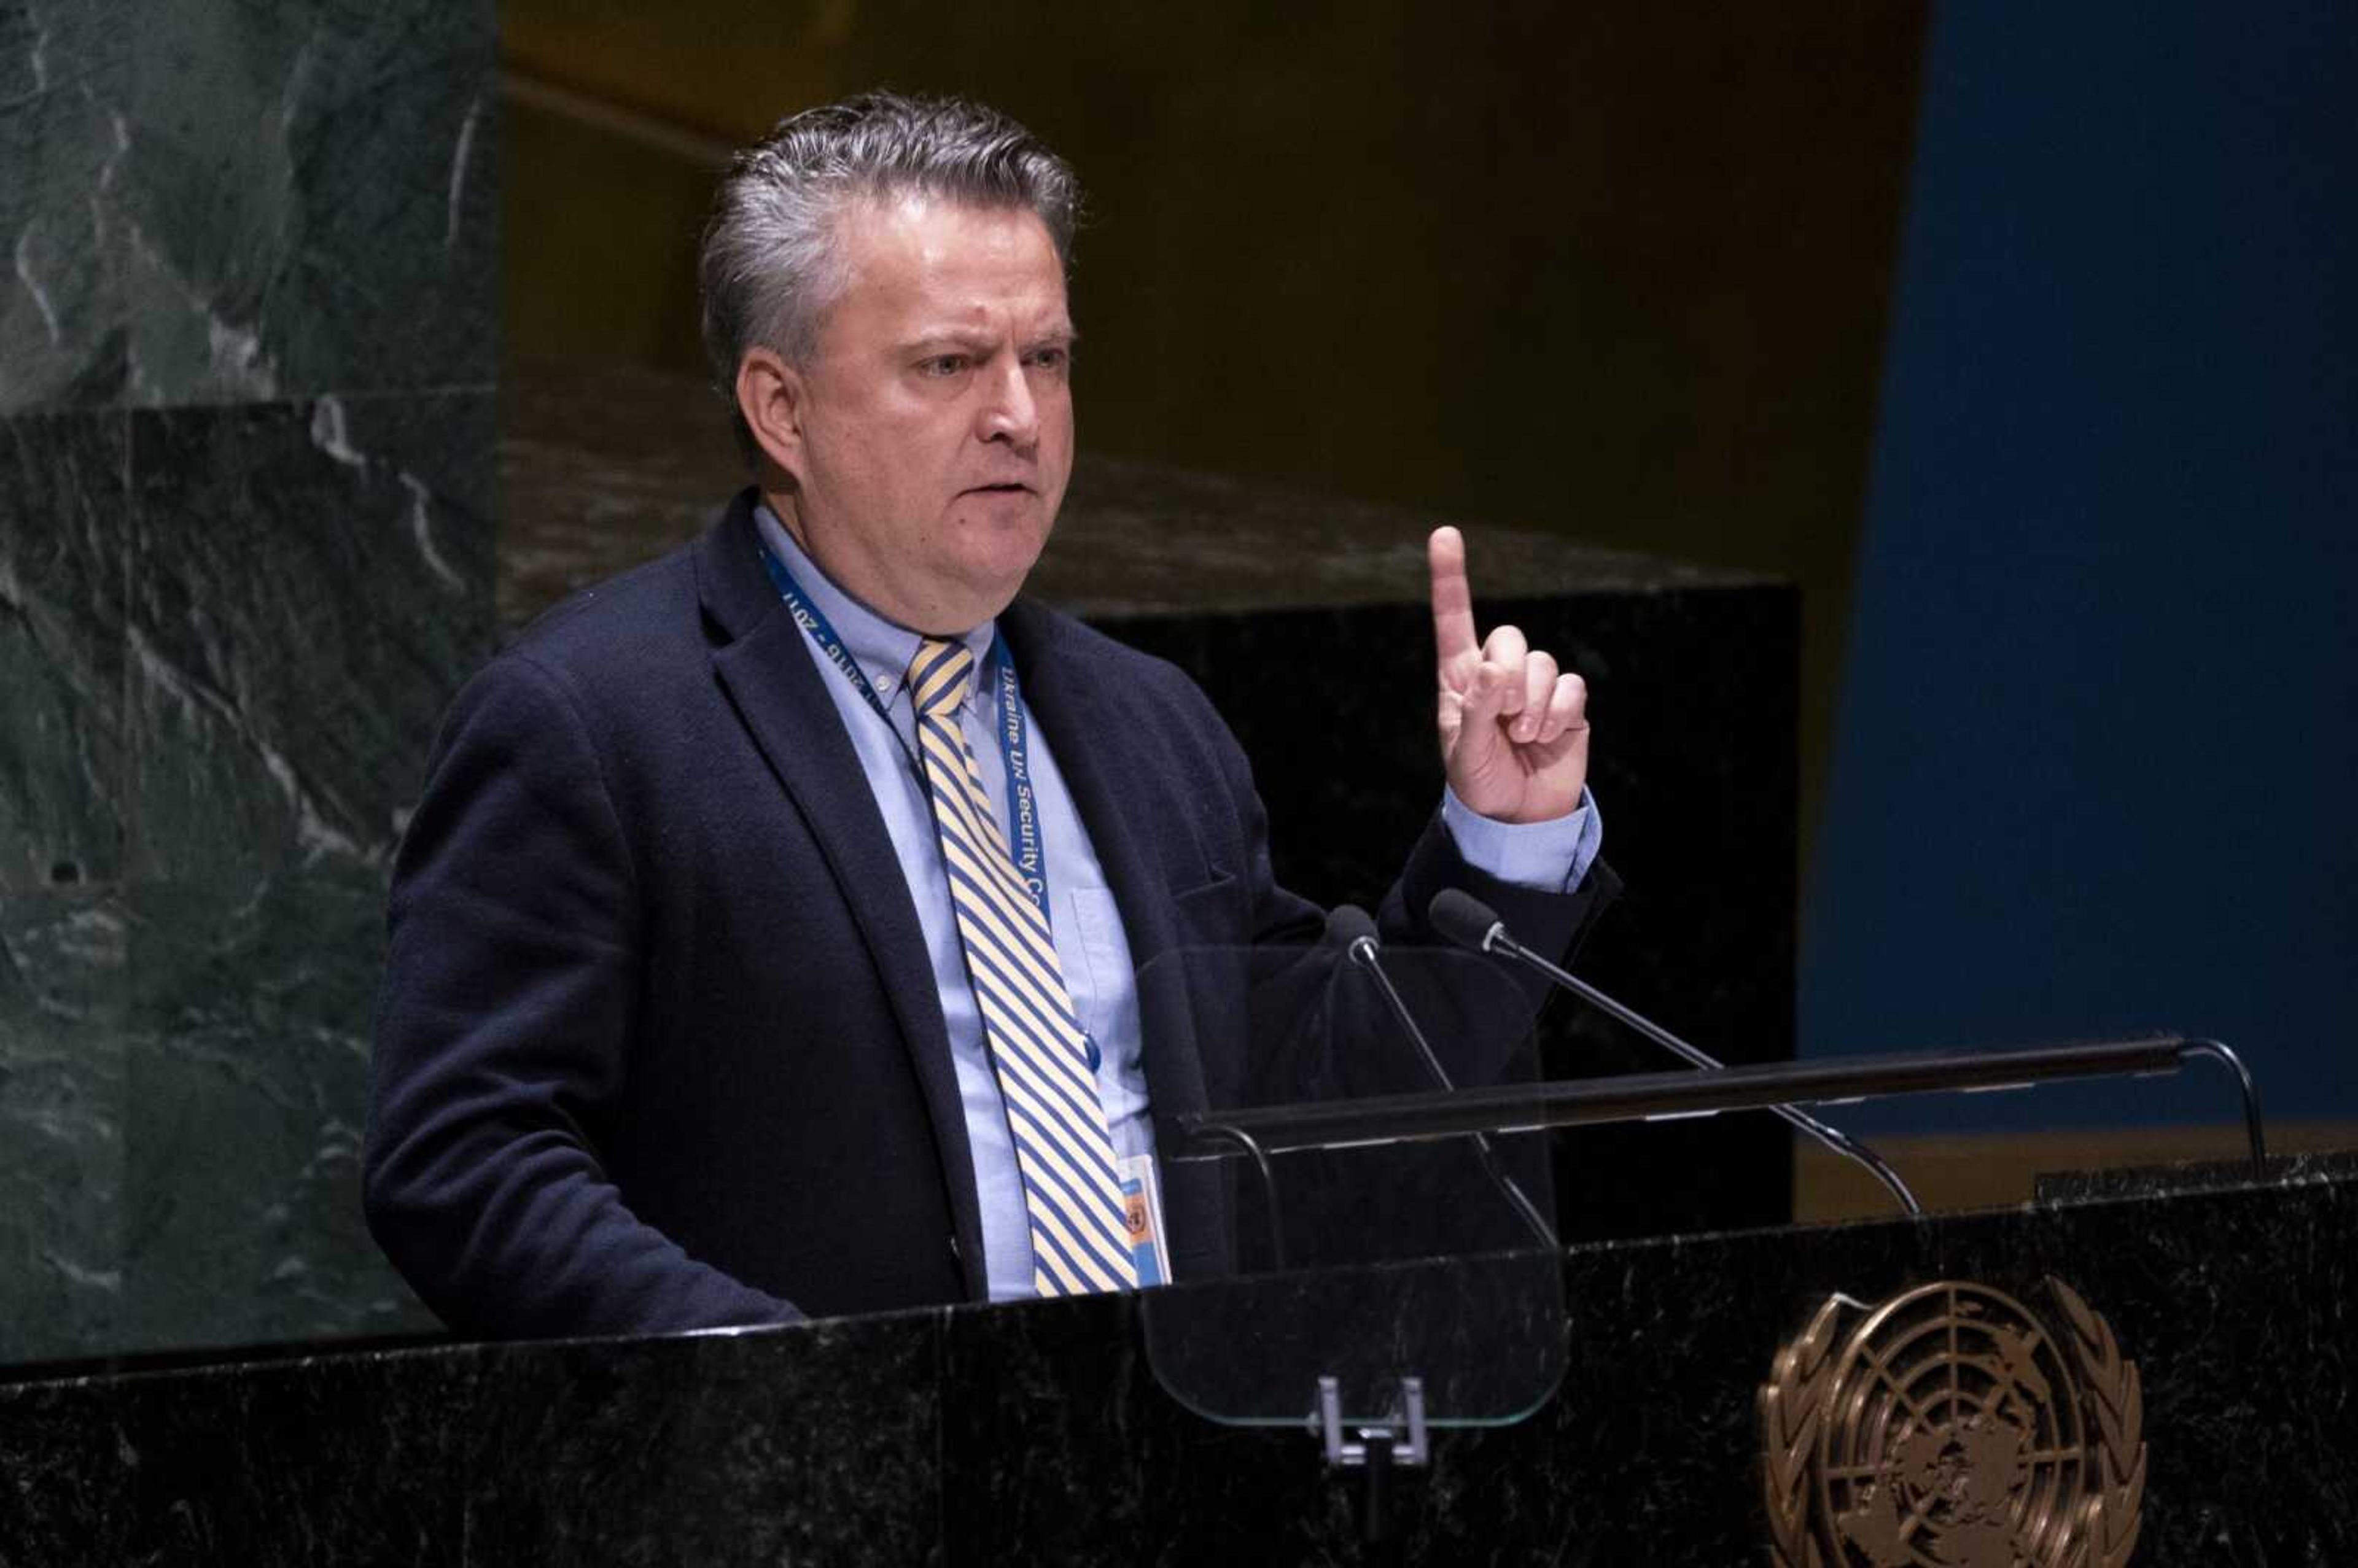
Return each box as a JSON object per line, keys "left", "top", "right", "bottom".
{"left": 833, "top": 191, "right": 1063, "bottom": 278}
{"left": 820, "top": 193, "right": 1072, "bottom": 340}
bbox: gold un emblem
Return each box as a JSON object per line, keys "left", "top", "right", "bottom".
{"left": 1759, "top": 1278, "right": 2146, "bottom": 1568}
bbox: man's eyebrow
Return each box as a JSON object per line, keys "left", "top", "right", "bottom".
{"left": 896, "top": 324, "right": 1080, "bottom": 353}
{"left": 898, "top": 328, "right": 997, "bottom": 354}
{"left": 1019, "top": 324, "right": 1080, "bottom": 355}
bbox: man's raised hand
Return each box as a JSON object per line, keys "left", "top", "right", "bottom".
{"left": 1429, "top": 526, "right": 1589, "bottom": 825}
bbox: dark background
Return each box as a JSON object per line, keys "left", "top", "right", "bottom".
{"left": 1807, "top": 3, "right": 2358, "bottom": 1143}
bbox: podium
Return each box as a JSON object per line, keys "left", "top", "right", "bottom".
{"left": 3, "top": 1144, "right": 2350, "bottom": 1563}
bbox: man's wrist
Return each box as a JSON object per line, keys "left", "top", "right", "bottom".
{"left": 1440, "top": 784, "right": 1603, "bottom": 893}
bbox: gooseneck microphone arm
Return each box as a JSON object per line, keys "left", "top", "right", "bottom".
{"left": 1329, "top": 906, "right": 1562, "bottom": 1252}
{"left": 1426, "top": 890, "right": 1924, "bottom": 1219}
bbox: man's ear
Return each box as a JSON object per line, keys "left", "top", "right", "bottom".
{"left": 736, "top": 347, "right": 809, "bottom": 484}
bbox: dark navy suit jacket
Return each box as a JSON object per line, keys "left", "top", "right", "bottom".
{"left": 364, "top": 490, "right": 1617, "bottom": 1337}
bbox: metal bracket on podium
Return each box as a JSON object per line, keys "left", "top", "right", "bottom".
{"left": 1314, "top": 1375, "right": 1428, "bottom": 1468}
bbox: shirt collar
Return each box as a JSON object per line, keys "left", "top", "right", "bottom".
{"left": 753, "top": 500, "right": 996, "bottom": 710}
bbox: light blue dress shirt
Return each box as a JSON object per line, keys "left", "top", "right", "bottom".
{"left": 753, "top": 504, "right": 1601, "bottom": 1299}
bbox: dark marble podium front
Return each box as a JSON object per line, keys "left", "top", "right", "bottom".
{"left": 4, "top": 1164, "right": 2349, "bottom": 1564}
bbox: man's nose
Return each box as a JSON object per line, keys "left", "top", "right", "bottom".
{"left": 977, "top": 356, "right": 1039, "bottom": 447}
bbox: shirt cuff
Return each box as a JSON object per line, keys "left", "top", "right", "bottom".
{"left": 1440, "top": 784, "right": 1603, "bottom": 894}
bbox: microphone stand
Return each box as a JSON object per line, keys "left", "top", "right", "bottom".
{"left": 1335, "top": 913, "right": 1562, "bottom": 1252}
{"left": 1432, "top": 892, "right": 1924, "bottom": 1218}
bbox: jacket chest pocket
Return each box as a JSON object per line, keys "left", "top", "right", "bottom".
{"left": 1167, "top": 869, "right": 1243, "bottom": 947}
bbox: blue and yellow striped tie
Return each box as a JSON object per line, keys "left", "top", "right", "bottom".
{"left": 908, "top": 638, "right": 1138, "bottom": 1296}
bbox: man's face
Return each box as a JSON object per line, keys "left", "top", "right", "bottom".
{"left": 775, "top": 195, "right": 1075, "bottom": 634}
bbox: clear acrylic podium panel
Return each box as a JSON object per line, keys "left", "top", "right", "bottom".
{"left": 1133, "top": 942, "right": 1567, "bottom": 1430}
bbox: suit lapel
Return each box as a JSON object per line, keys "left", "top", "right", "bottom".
{"left": 697, "top": 497, "right": 988, "bottom": 1299}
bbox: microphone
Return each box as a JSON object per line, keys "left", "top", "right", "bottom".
{"left": 1426, "top": 890, "right": 1923, "bottom": 1217}
{"left": 1328, "top": 904, "right": 1560, "bottom": 1251}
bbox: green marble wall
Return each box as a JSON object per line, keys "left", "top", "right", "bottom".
{"left": 0, "top": 0, "right": 496, "bottom": 1364}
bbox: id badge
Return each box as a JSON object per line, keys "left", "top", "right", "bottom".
{"left": 1118, "top": 1152, "right": 1169, "bottom": 1287}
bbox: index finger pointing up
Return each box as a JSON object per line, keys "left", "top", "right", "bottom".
{"left": 1429, "top": 526, "right": 1479, "bottom": 664}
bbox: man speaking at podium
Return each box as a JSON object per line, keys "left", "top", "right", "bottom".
{"left": 365, "top": 92, "right": 1616, "bottom": 1337}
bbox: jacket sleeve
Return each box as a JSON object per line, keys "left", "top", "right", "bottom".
{"left": 364, "top": 652, "right": 801, "bottom": 1338}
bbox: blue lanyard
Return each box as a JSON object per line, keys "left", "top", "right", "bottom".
{"left": 758, "top": 541, "right": 1051, "bottom": 917}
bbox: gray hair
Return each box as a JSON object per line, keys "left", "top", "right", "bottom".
{"left": 698, "top": 91, "right": 1083, "bottom": 465}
